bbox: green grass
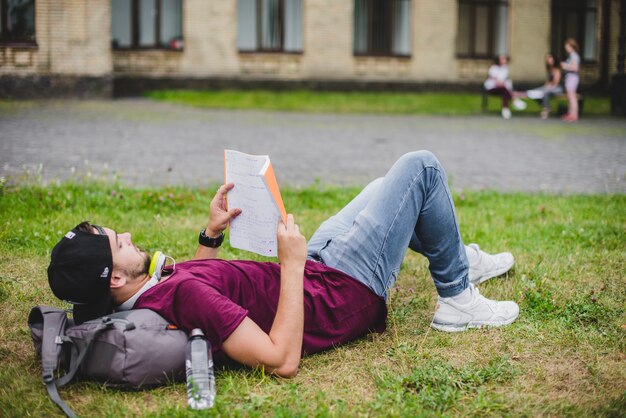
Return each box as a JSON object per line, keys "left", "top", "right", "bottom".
{"left": 1, "top": 180, "right": 625, "bottom": 417}
{"left": 145, "top": 89, "right": 612, "bottom": 116}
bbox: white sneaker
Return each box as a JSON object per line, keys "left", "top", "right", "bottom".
{"left": 501, "top": 108, "right": 511, "bottom": 119}
{"left": 466, "top": 243, "right": 514, "bottom": 285}
{"left": 513, "top": 98, "right": 527, "bottom": 110}
{"left": 431, "top": 284, "right": 519, "bottom": 332}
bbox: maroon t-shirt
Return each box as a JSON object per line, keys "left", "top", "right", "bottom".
{"left": 135, "top": 259, "right": 387, "bottom": 358}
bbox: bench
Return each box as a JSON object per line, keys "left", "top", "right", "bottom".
{"left": 481, "top": 89, "right": 584, "bottom": 116}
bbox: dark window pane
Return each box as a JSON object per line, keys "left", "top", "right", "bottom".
{"left": 261, "top": 0, "right": 281, "bottom": 50}
{"left": 494, "top": 3, "right": 508, "bottom": 55}
{"left": 392, "top": 0, "right": 410, "bottom": 55}
{"left": 456, "top": 2, "right": 471, "bottom": 55}
{"left": 583, "top": 10, "right": 596, "bottom": 60}
{"left": 161, "top": 0, "right": 182, "bottom": 47}
{"left": 551, "top": 12, "right": 562, "bottom": 55}
{"left": 370, "top": 0, "right": 391, "bottom": 54}
{"left": 554, "top": 0, "right": 585, "bottom": 7}
{"left": 111, "top": 0, "right": 132, "bottom": 48}
{"left": 284, "top": 0, "right": 302, "bottom": 52}
{"left": 7, "top": 0, "right": 35, "bottom": 41}
{"left": 474, "top": 4, "right": 489, "bottom": 56}
{"left": 237, "top": 0, "right": 257, "bottom": 50}
{"left": 139, "top": 0, "right": 156, "bottom": 47}
{"left": 354, "top": 0, "right": 368, "bottom": 53}
{"left": 564, "top": 10, "right": 579, "bottom": 40}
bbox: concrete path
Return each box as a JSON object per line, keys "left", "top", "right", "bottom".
{"left": 1, "top": 99, "right": 625, "bottom": 193}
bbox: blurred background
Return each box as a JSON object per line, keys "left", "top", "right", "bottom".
{"left": 0, "top": 0, "right": 624, "bottom": 111}
{"left": 1, "top": 1, "right": 625, "bottom": 193}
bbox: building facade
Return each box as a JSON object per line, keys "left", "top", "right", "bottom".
{"left": 0, "top": 0, "right": 622, "bottom": 97}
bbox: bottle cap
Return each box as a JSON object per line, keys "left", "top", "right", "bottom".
{"left": 190, "top": 328, "right": 205, "bottom": 338}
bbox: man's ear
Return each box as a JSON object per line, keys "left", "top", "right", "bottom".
{"left": 109, "top": 270, "right": 128, "bottom": 289}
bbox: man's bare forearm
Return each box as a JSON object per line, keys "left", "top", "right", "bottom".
{"left": 193, "top": 226, "right": 222, "bottom": 260}
{"left": 268, "top": 262, "right": 305, "bottom": 377}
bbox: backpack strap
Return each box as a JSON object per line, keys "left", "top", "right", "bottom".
{"left": 28, "top": 306, "right": 78, "bottom": 418}
{"left": 28, "top": 308, "right": 136, "bottom": 418}
{"left": 57, "top": 317, "right": 125, "bottom": 386}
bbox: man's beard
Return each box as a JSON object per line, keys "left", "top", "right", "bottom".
{"left": 119, "top": 250, "right": 151, "bottom": 280}
{"left": 140, "top": 250, "right": 151, "bottom": 277}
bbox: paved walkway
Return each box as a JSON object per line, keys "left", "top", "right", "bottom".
{"left": 1, "top": 99, "right": 625, "bottom": 193}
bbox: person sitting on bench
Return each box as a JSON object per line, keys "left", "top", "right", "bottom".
{"left": 525, "top": 53, "right": 563, "bottom": 119}
{"left": 483, "top": 55, "right": 527, "bottom": 119}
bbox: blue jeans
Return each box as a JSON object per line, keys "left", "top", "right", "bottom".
{"left": 308, "top": 151, "right": 468, "bottom": 299}
{"left": 541, "top": 85, "right": 564, "bottom": 109}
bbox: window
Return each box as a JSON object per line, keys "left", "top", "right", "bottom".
{"left": 353, "top": 0, "right": 411, "bottom": 56}
{"left": 551, "top": 0, "right": 597, "bottom": 62}
{"left": 111, "top": 0, "right": 183, "bottom": 50}
{"left": 456, "top": 0, "right": 508, "bottom": 59}
{"left": 237, "top": 0, "right": 302, "bottom": 53}
{"left": 0, "top": 0, "right": 35, "bottom": 44}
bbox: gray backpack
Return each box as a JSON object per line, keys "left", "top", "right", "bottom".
{"left": 28, "top": 306, "right": 189, "bottom": 418}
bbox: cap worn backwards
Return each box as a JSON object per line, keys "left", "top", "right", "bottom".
{"left": 47, "top": 224, "right": 113, "bottom": 324}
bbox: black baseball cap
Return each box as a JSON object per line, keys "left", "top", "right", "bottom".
{"left": 47, "top": 223, "right": 113, "bottom": 324}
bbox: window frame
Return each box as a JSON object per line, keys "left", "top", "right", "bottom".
{"left": 455, "top": 0, "right": 509, "bottom": 60}
{"left": 238, "top": 0, "right": 304, "bottom": 54}
{"left": 111, "top": 0, "right": 184, "bottom": 51}
{"left": 257, "top": 0, "right": 283, "bottom": 53}
{"left": 551, "top": 0, "right": 598, "bottom": 64}
{"left": 0, "top": 0, "right": 36, "bottom": 46}
{"left": 353, "top": 0, "right": 412, "bottom": 58}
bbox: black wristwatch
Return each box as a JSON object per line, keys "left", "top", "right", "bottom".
{"left": 198, "top": 229, "right": 224, "bottom": 248}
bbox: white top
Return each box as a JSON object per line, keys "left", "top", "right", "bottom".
{"left": 564, "top": 51, "right": 580, "bottom": 74}
{"left": 484, "top": 64, "right": 513, "bottom": 91}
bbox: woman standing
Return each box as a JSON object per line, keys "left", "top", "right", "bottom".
{"left": 560, "top": 39, "right": 580, "bottom": 122}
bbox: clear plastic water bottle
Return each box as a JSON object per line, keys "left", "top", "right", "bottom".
{"left": 185, "top": 328, "right": 215, "bottom": 409}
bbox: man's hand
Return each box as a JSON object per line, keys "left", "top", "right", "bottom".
{"left": 194, "top": 183, "right": 241, "bottom": 260}
{"left": 206, "top": 183, "right": 241, "bottom": 237}
{"left": 277, "top": 214, "right": 307, "bottom": 270}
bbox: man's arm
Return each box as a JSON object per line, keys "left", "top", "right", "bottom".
{"left": 193, "top": 183, "right": 241, "bottom": 260}
{"left": 221, "top": 214, "right": 306, "bottom": 377}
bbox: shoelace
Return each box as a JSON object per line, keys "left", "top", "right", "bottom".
{"left": 469, "top": 243, "right": 497, "bottom": 271}
{"left": 469, "top": 284, "right": 498, "bottom": 309}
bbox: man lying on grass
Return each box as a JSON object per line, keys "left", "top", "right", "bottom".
{"left": 47, "top": 150, "right": 518, "bottom": 377}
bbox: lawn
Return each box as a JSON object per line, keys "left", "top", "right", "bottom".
{"left": 0, "top": 180, "right": 624, "bottom": 417}
{"left": 145, "top": 90, "right": 612, "bottom": 117}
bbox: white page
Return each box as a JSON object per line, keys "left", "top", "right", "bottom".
{"left": 225, "top": 150, "right": 281, "bottom": 257}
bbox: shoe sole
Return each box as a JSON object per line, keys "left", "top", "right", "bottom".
{"left": 430, "top": 315, "right": 518, "bottom": 332}
{"left": 469, "top": 260, "right": 515, "bottom": 286}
